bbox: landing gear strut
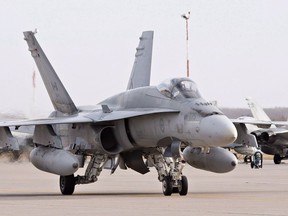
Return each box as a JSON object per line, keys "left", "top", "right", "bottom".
{"left": 59, "top": 154, "right": 107, "bottom": 195}
{"left": 149, "top": 148, "right": 188, "bottom": 196}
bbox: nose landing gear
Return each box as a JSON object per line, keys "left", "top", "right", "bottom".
{"left": 162, "top": 175, "right": 188, "bottom": 196}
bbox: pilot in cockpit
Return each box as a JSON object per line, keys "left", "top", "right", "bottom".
{"left": 175, "top": 81, "right": 198, "bottom": 99}
{"left": 157, "top": 78, "right": 201, "bottom": 99}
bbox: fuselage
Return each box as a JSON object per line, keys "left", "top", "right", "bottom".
{"left": 55, "top": 78, "right": 237, "bottom": 155}
{"left": 99, "top": 78, "right": 237, "bottom": 149}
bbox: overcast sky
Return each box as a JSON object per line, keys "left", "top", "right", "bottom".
{"left": 1, "top": 0, "right": 288, "bottom": 117}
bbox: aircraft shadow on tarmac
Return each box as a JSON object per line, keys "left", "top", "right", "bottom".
{"left": 0, "top": 192, "right": 163, "bottom": 199}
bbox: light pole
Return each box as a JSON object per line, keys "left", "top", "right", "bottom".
{"left": 181, "top": 11, "right": 190, "bottom": 77}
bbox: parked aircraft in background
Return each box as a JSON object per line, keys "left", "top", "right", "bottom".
{"left": 246, "top": 97, "right": 288, "bottom": 164}
{"left": 225, "top": 115, "right": 263, "bottom": 168}
{"left": 0, "top": 30, "right": 238, "bottom": 196}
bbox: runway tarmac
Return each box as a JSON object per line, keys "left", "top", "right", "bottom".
{"left": 0, "top": 159, "right": 288, "bottom": 216}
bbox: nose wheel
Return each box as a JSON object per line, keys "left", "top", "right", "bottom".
{"left": 162, "top": 175, "right": 188, "bottom": 196}
{"left": 162, "top": 176, "right": 173, "bottom": 195}
{"left": 148, "top": 146, "right": 188, "bottom": 196}
{"left": 178, "top": 175, "right": 188, "bottom": 196}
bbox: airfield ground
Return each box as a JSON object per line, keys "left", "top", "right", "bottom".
{"left": 0, "top": 159, "right": 287, "bottom": 216}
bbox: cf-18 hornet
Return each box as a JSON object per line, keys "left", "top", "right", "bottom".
{"left": 227, "top": 97, "right": 288, "bottom": 167}
{"left": 245, "top": 97, "right": 288, "bottom": 164}
{"left": 0, "top": 30, "right": 238, "bottom": 196}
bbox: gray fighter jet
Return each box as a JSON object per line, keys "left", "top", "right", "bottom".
{"left": 227, "top": 97, "right": 288, "bottom": 167}
{"left": 0, "top": 31, "right": 238, "bottom": 196}
{"left": 245, "top": 97, "right": 288, "bottom": 164}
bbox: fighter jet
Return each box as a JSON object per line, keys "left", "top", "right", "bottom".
{"left": 226, "top": 97, "right": 288, "bottom": 166}
{"left": 226, "top": 115, "right": 263, "bottom": 168}
{"left": 245, "top": 97, "right": 288, "bottom": 164}
{"left": 0, "top": 31, "right": 238, "bottom": 196}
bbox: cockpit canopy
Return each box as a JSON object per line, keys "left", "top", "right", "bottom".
{"left": 157, "top": 78, "right": 202, "bottom": 99}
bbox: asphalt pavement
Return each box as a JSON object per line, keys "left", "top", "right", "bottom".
{"left": 0, "top": 159, "right": 287, "bottom": 216}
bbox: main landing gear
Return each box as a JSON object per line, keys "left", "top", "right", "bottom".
{"left": 58, "top": 151, "right": 188, "bottom": 196}
{"left": 60, "top": 175, "right": 75, "bottom": 195}
{"left": 244, "top": 155, "right": 251, "bottom": 163}
{"left": 59, "top": 154, "right": 107, "bottom": 195}
{"left": 273, "top": 153, "right": 288, "bottom": 164}
{"left": 273, "top": 154, "right": 283, "bottom": 164}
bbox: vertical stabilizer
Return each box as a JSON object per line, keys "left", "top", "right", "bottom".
{"left": 23, "top": 31, "right": 78, "bottom": 115}
{"left": 127, "top": 31, "right": 154, "bottom": 90}
{"left": 245, "top": 97, "right": 275, "bottom": 124}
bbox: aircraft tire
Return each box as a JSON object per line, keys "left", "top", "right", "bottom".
{"left": 244, "top": 155, "right": 251, "bottom": 163}
{"left": 260, "top": 154, "right": 263, "bottom": 168}
{"left": 162, "top": 176, "right": 173, "bottom": 196}
{"left": 60, "top": 175, "right": 75, "bottom": 195}
{"left": 172, "top": 187, "right": 179, "bottom": 193}
{"left": 178, "top": 175, "right": 188, "bottom": 196}
{"left": 273, "top": 154, "right": 282, "bottom": 164}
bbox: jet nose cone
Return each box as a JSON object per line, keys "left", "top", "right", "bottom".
{"left": 200, "top": 115, "right": 237, "bottom": 147}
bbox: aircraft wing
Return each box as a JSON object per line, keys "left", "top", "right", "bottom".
{"left": 231, "top": 118, "right": 273, "bottom": 127}
{"left": 268, "top": 121, "right": 288, "bottom": 127}
{"left": 275, "top": 131, "right": 288, "bottom": 140}
{"left": 85, "top": 108, "right": 179, "bottom": 121}
{"left": 0, "top": 115, "right": 92, "bottom": 127}
{"left": 232, "top": 118, "right": 288, "bottom": 127}
{"left": 0, "top": 108, "right": 179, "bottom": 127}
